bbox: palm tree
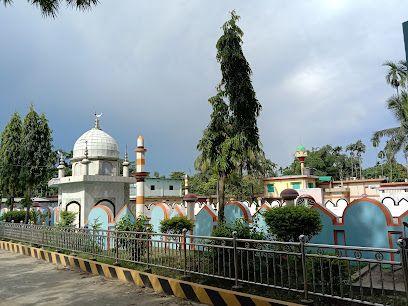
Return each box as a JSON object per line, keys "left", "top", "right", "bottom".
{"left": 383, "top": 60, "right": 407, "bottom": 96}
{"left": 372, "top": 91, "right": 408, "bottom": 158}
{"left": 2, "top": 0, "right": 98, "bottom": 17}
{"left": 378, "top": 150, "right": 385, "bottom": 178}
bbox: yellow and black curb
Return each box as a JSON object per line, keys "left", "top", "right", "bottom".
{"left": 0, "top": 240, "right": 302, "bottom": 306}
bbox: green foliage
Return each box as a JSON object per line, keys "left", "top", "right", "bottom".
{"left": 282, "top": 144, "right": 354, "bottom": 180}
{"left": 89, "top": 217, "right": 103, "bottom": 231}
{"left": 0, "top": 210, "right": 35, "bottom": 223}
{"left": 116, "top": 215, "right": 152, "bottom": 232}
{"left": 212, "top": 219, "right": 264, "bottom": 240}
{"left": 264, "top": 206, "right": 322, "bottom": 242}
{"left": 2, "top": 0, "right": 98, "bottom": 17}
{"left": 196, "top": 11, "right": 264, "bottom": 222}
{"left": 159, "top": 216, "right": 194, "bottom": 234}
{"left": 0, "top": 113, "right": 23, "bottom": 202}
{"left": 169, "top": 171, "right": 185, "bottom": 180}
{"left": 57, "top": 211, "right": 77, "bottom": 227}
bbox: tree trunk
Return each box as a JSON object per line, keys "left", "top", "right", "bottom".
{"left": 9, "top": 196, "right": 14, "bottom": 211}
{"left": 25, "top": 204, "right": 31, "bottom": 224}
{"left": 217, "top": 172, "right": 226, "bottom": 223}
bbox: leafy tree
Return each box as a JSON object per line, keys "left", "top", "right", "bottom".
{"left": 282, "top": 145, "right": 353, "bottom": 180}
{"left": 372, "top": 61, "right": 408, "bottom": 172}
{"left": 160, "top": 216, "right": 194, "bottom": 234}
{"left": 363, "top": 161, "right": 408, "bottom": 181}
{"left": 2, "top": 0, "right": 98, "bottom": 17}
{"left": 346, "top": 140, "right": 366, "bottom": 179}
{"left": 196, "top": 11, "right": 263, "bottom": 222}
{"left": 383, "top": 60, "right": 407, "bottom": 96}
{"left": 169, "top": 171, "right": 185, "bottom": 180}
{"left": 0, "top": 113, "right": 23, "bottom": 211}
{"left": 264, "top": 206, "right": 322, "bottom": 242}
{"left": 20, "top": 106, "right": 53, "bottom": 223}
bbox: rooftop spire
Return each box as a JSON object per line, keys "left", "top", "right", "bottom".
{"left": 94, "top": 112, "right": 103, "bottom": 129}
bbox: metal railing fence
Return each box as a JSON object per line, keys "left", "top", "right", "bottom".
{"left": 0, "top": 221, "right": 407, "bottom": 305}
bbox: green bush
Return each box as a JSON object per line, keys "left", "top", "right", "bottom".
{"left": 212, "top": 218, "right": 264, "bottom": 240}
{"left": 116, "top": 215, "right": 152, "bottom": 232}
{"left": 57, "top": 211, "right": 77, "bottom": 227}
{"left": 160, "top": 216, "right": 194, "bottom": 234}
{"left": 263, "top": 205, "right": 322, "bottom": 242}
{"left": 0, "top": 210, "right": 36, "bottom": 223}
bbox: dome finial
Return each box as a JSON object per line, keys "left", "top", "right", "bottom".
{"left": 94, "top": 112, "right": 103, "bottom": 129}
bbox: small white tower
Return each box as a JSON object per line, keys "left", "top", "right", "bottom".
{"left": 57, "top": 151, "right": 65, "bottom": 179}
{"left": 122, "top": 146, "right": 130, "bottom": 177}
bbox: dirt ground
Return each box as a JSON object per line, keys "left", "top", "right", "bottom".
{"left": 0, "top": 249, "right": 201, "bottom": 306}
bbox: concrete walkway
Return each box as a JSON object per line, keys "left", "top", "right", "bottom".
{"left": 0, "top": 249, "right": 200, "bottom": 306}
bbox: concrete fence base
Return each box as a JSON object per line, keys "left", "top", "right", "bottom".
{"left": 0, "top": 240, "right": 302, "bottom": 306}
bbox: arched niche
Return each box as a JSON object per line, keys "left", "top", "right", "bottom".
{"left": 342, "top": 198, "right": 393, "bottom": 251}
{"left": 225, "top": 201, "right": 251, "bottom": 224}
{"left": 149, "top": 202, "right": 170, "bottom": 233}
{"left": 310, "top": 204, "right": 338, "bottom": 245}
{"left": 66, "top": 201, "right": 81, "bottom": 228}
{"left": 194, "top": 205, "right": 217, "bottom": 237}
{"left": 88, "top": 204, "right": 114, "bottom": 230}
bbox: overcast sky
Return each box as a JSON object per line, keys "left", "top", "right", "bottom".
{"left": 0, "top": 1, "right": 407, "bottom": 175}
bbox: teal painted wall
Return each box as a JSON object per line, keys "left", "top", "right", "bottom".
{"left": 88, "top": 207, "right": 109, "bottom": 230}
{"left": 225, "top": 204, "right": 244, "bottom": 224}
{"left": 310, "top": 208, "right": 335, "bottom": 245}
{"left": 194, "top": 209, "right": 214, "bottom": 237}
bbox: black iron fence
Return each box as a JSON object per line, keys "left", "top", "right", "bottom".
{"left": 1, "top": 221, "right": 407, "bottom": 305}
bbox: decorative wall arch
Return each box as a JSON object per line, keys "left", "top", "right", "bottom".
{"left": 343, "top": 198, "right": 394, "bottom": 226}
{"left": 149, "top": 202, "right": 171, "bottom": 233}
{"left": 225, "top": 201, "right": 251, "bottom": 223}
{"left": 382, "top": 196, "right": 396, "bottom": 206}
{"left": 194, "top": 204, "right": 218, "bottom": 237}
{"left": 95, "top": 199, "right": 115, "bottom": 217}
{"left": 66, "top": 201, "right": 81, "bottom": 227}
{"left": 88, "top": 203, "right": 115, "bottom": 230}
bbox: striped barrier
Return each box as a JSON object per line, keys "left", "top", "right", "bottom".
{"left": 0, "top": 240, "right": 302, "bottom": 306}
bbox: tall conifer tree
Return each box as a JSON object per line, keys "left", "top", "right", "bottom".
{"left": 0, "top": 113, "right": 23, "bottom": 211}
{"left": 197, "top": 11, "right": 263, "bottom": 222}
{"left": 20, "top": 106, "right": 53, "bottom": 223}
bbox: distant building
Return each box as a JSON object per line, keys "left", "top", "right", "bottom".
{"left": 130, "top": 178, "right": 183, "bottom": 204}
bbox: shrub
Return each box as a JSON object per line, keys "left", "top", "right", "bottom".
{"left": 57, "top": 211, "right": 77, "bottom": 227}
{"left": 160, "top": 216, "right": 194, "bottom": 234}
{"left": 263, "top": 205, "right": 322, "bottom": 242}
{"left": 0, "top": 210, "right": 36, "bottom": 223}
{"left": 212, "top": 218, "right": 264, "bottom": 240}
{"left": 116, "top": 215, "right": 152, "bottom": 232}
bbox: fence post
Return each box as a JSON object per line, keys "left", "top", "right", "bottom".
{"left": 398, "top": 238, "right": 408, "bottom": 301}
{"left": 299, "top": 235, "right": 312, "bottom": 304}
{"left": 114, "top": 228, "right": 119, "bottom": 266}
{"left": 182, "top": 228, "right": 187, "bottom": 276}
{"left": 20, "top": 221, "right": 23, "bottom": 240}
{"left": 232, "top": 231, "right": 241, "bottom": 290}
{"left": 146, "top": 232, "right": 151, "bottom": 272}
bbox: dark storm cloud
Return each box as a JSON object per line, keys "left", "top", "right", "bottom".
{"left": 0, "top": 0, "right": 407, "bottom": 174}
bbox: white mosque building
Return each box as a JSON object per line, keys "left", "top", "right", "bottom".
{"left": 48, "top": 115, "right": 137, "bottom": 227}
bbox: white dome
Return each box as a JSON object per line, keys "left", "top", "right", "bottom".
{"left": 73, "top": 128, "right": 119, "bottom": 160}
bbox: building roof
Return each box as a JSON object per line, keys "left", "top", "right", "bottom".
{"left": 332, "top": 178, "right": 386, "bottom": 184}
{"left": 264, "top": 175, "right": 319, "bottom": 182}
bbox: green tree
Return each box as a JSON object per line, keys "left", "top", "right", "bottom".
{"left": 2, "top": 0, "right": 98, "bottom": 17}
{"left": 169, "top": 171, "right": 185, "bottom": 180}
{"left": 383, "top": 60, "right": 407, "bottom": 96}
{"left": 160, "top": 216, "right": 194, "bottom": 234}
{"left": 57, "top": 210, "right": 76, "bottom": 227}
{"left": 20, "top": 106, "right": 53, "bottom": 223}
{"left": 372, "top": 92, "right": 408, "bottom": 168}
{"left": 0, "top": 113, "right": 23, "bottom": 211}
{"left": 196, "top": 11, "right": 263, "bottom": 222}
{"left": 346, "top": 140, "right": 366, "bottom": 179}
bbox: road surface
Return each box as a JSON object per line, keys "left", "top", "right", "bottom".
{"left": 0, "top": 249, "right": 200, "bottom": 306}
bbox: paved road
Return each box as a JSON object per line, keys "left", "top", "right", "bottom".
{"left": 0, "top": 249, "right": 200, "bottom": 306}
